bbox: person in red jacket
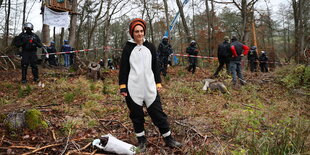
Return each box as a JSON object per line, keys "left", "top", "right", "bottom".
{"left": 229, "top": 36, "right": 249, "bottom": 85}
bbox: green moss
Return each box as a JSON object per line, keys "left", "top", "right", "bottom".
{"left": 25, "top": 109, "right": 48, "bottom": 130}
{"left": 0, "top": 114, "right": 6, "bottom": 123}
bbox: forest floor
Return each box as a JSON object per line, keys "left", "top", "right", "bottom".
{"left": 0, "top": 63, "right": 309, "bottom": 154}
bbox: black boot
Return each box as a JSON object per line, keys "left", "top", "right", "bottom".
{"left": 137, "top": 136, "right": 147, "bottom": 153}
{"left": 21, "top": 68, "right": 27, "bottom": 84}
{"left": 164, "top": 136, "right": 182, "bottom": 148}
{"left": 32, "top": 67, "right": 39, "bottom": 82}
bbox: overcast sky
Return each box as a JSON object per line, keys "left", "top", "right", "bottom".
{"left": 26, "top": 0, "right": 290, "bottom": 35}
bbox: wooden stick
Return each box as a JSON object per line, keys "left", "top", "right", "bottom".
{"left": 175, "top": 120, "right": 205, "bottom": 138}
{"left": 60, "top": 129, "right": 71, "bottom": 155}
{"left": 0, "top": 135, "right": 4, "bottom": 146}
{"left": 0, "top": 146, "right": 36, "bottom": 150}
{"left": 90, "top": 149, "right": 97, "bottom": 155}
{"left": 51, "top": 129, "right": 57, "bottom": 142}
{"left": 22, "top": 143, "right": 62, "bottom": 155}
{"left": 98, "top": 119, "right": 131, "bottom": 132}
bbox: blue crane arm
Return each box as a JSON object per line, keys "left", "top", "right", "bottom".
{"left": 164, "top": 0, "right": 190, "bottom": 37}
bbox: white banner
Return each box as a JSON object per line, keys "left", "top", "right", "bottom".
{"left": 43, "top": 6, "right": 70, "bottom": 28}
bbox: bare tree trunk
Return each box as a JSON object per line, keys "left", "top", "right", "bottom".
{"left": 205, "top": 0, "right": 215, "bottom": 56}
{"left": 143, "top": 0, "right": 155, "bottom": 43}
{"left": 42, "top": 24, "right": 50, "bottom": 45}
{"left": 0, "top": 0, "right": 3, "bottom": 8}
{"left": 232, "top": 0, "right": 258, "bottom": 44}
{"left": 60, "top": 28, "right": 64, "bottom": 46}
{"left": 205, "top": 0, "right": 211, "bottom": 56}
{"left": 176, "top": 0, "right": 191, "bottom": 43}
{"left": 69, "top": 0, "right": 78, "bottom": 48}
{"left": 103, "top": 0, "right": 112, "bottom": 68}
{"left": 4, "top": 0, "right": 11, "bottom": 47}
{"left": 75, "top": 1, "right": 87, "bottom": 50}
{"left": 87, "top": 0, "right": 103, "bottom": 50}
{"left": 192, "top": 0, "right": 195, "bottom": 38}
{"left": 163, "top": 0, "right": 170, "bottom": 38}
{"left": 22, "top": 0, "right": 27, "bottom": 32}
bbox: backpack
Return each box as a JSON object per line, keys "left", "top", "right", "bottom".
{"left": 11, "top": 35, "right": 23, "bottom": 47}
{"left": 218, "top": 42, "right": 230, "bottom": 57}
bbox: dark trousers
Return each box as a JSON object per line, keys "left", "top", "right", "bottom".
{"left": 21, "top": 52, "right": 38, "bottom": 81}
{"left": 48, "top": 55, "right": 57, "bottom": 66}
{"left": 125, "top": 94, "right": 170, "bottom": 135}
{"left": 188, "top": 58, "right": 197, "bottom": 74}
{"left": 249, "top": 60, "right": 257, "bottom": 72}
{"left": 159, "top": 56, "right": 168, "bottom": 76}
{"left": 213, "top": 58, "right": 230, "bottom": 76}
{"left": 260, "top": 63, "right": 268, "bottom": 72}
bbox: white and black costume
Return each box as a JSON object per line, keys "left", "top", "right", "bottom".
{"left": 119, "top": 39, "right": 171, "bottom": 138}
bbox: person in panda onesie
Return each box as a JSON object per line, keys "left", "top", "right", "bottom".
{"left": 118, "top": 18, "right": 182, "bottom": 152}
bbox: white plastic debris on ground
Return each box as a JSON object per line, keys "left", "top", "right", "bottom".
{"left": 92, "top": 134, "right": 136, "bottom": 155}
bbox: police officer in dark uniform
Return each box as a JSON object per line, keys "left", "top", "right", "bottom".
{"left": 259, "top": 51, "right": 269, "bottom": 72}
{"left": 247, "top": 46, "right": 258, "bottom": 72}
{"left": 157, "top": 36, "right": 173, "bottom": 76}
{"left": 15, "top": 22, "right": 42, "bottom": 83}
{"left": 186, "top": 40, "right": 199, "bottom": 74}
{"left": 47, "top": 41, "right": 57, "bottom": 66}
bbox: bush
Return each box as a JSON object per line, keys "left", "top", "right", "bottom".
{"left": 277, "top": 65, "right": 310, "bottom": 90}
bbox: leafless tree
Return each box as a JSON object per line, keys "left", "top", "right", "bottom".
{"left": 3, "top": 0, "right": 11, "bottom": 47}
{"left": 176, "top": 0, "right": 191, "bottom": 43}
{"left": 292, "top": 0, "right": 309, "bottom": 63}
{"left": 69, "top": 0, "right": 78, "bottom": 48}
{"left": 163, "top": 0, "right": 170, "bottom": 38}
{"left": 232, "top": 0, "right": 258, "bottom": 44}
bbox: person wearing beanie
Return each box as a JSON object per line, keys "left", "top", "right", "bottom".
{"left": 118, "top": 18, "right": 182, "bottom": 152}
{"left": 229, "top": 36, "right": 250, "bottom": 85}
{"left": 212, "top": 36, "right": 232, "bottom": 77}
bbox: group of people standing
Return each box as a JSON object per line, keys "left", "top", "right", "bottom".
{"left": 12, "top": 22, "right": 75, "bottom": 83}
{"left": 46, "top": 39, "right": 74, "bottom": 67}
{"left": 213, "top": 36, "right": 269, "bottom": 84}
{"left": 13, "top": 18, "right": 271, "bottom": 152}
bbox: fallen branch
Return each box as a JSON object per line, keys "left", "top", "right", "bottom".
{"left": 175, "top": 120, "right": 205, "bottom": 138}
{"left": 65, "top": 142, "right": 92, "bottom": 155}
{"left": 7, "top": 57, "right": 16, "bottom": 70}
{"left": 22, "top": 143, "right": 62, "bottom": 155}
{"left": 0, "top": 146, "right": 36, "bottom": 150}
{"left": 99, "top": 119, "right": 131, "bottom": 133}
{"left": 240, "top": 103, "right": 260, "bottom": 110}
{"left": 60, "top": 129, "right": 72, "bottom": 155}
{"left": 51, "top": 129, "right": 57, "bottom": 141}
{"left": 0, "top": 135, "right": 4, "bottom": 146}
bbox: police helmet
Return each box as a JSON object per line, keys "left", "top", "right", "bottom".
{"left": 251, "top": 46, "right": 257, "bottom": 50}
{"left": 23, "top": 22, "right": 33, "bottom": 30}
{"left": 64, "top": 40, "right": 69, "bottom": 44}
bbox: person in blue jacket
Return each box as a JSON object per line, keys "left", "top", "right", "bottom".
{"left": 61, "top": 40, "right": 72, "bottom": 67}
